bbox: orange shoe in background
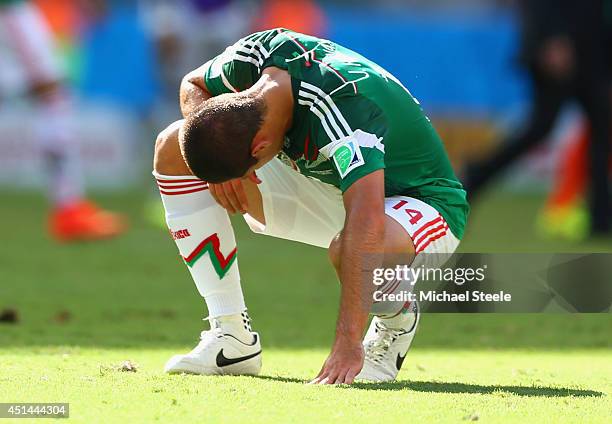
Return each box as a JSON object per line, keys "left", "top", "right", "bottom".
{"left": 49, "top": 200, "right": 127, "bottom": 242}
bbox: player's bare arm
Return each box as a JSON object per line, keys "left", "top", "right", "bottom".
{"left": 311, "top": 170, "right": 385, "bottom": 384}
{"left": 154, "top": 64, "right": 214, "bottom": 176}
{"left": 180, "top": 64, "right": 212, "bottom": 117}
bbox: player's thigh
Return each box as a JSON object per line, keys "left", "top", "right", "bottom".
{"left": 385, "top": 196, "right": 460, "bottom": 269}
{"left": 328, "top": 213, "right": 415, "bottom": 273}
{"left": 382, "top": 215, "right": 416, "bottom": 266}
{"left": 331, "top": 196, "right": 459, "bottom": 269}
{"left": 242, "top": 158, "right": 345, "bottom": 248}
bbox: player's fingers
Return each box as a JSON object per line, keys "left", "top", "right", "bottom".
{"left": 247, "top": 170, "right": 262, "bottom": 185}
{"left": 223, "top": 182, "right": 243, "bottom": 214}
{"left": 313, "top": 365, "right": 337, "bottom": 385}
{"left": 308, "top": 374, "right": 324, "bottom": 385}
{"left": 230, "top": 179, "right": 248, "bottom": 212}
{"left": 213, "top": 184, "right": 236, "bottom": 214}
{"left": 309, "top": 363, "right": 329, "bottom": 384}
{"left": 311, "top": 374, "right": 330, "bottom": 385}
{"left": 333, "top": 369, "right": 349, "bottom": 385}
{"left": 309, "top": 370, "right": 326, "bottom": 384}
{"left": 209, "top": 184, "right": 221, "bottom": 205}
{"left": 344, "top": 367, "right": 360, "bottom": 385}
{"left": 315, "top": 359, "right": 329, "bottom": 379}
{"left": 322, "top": 369, "right": 339, "bottom": 385}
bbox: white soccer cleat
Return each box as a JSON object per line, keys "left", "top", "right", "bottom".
{"left": 357, "top": 303, "right": 420, "bottom": 382}
{"left": 164, "top": 328, "right": 262, "bottom": 376}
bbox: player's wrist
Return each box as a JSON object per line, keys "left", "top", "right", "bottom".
{"left": 334, "top": 329, "right": 363, "bottom": 345}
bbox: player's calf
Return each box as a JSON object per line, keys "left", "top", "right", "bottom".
{"left": 328, "top": 215, "right": 419, "bottom": 382}
{"left": 154, "top": 121, "right": 260, "bottom": 376}
{"left": 328, "top": 215, "right": 416, "bottom": 316}
{"left": 331, "top": 197, "right": 460, "bottom": 382}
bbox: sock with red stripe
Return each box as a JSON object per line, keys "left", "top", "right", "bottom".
{"left": 379, "top": 300, "right": 418, "bottom": 331}
{"left": 154, "top": 172, "right": 253, "bottom": 343}
{"left": 371, "top": 274, "right": 418, "bottom": 324}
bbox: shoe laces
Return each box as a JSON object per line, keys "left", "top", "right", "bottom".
{"left": 364, "top": 322, "right": 406, "bottom": 364}
{"left": 190, "top": 328, "right": 223, "bottom": 354}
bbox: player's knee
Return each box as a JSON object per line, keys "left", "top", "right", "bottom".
{"left": 383, "top": 216, "right": 416, "bottom": 258}
{"left": 153, "top": 120, "right": 191, "bottom": 175}
{"left": 328, "top": 232, "right": 342, "bottom": 272}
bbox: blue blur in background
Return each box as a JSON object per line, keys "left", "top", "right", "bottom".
{"left": 326, "top": 6, "right": 529, "bottom": 117}
{"left": 79, "top": 3, "right": 158, "bottom": 116}
{"left": 74, "top": 3, "right": 530, "bottom": 119}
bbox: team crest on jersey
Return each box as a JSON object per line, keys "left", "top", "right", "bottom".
{"left": 330, "top": 137, "right": 365, "bottom": 178}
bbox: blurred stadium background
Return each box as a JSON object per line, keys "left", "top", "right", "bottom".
{"left": 0, "top": 0, "right": 589, "bottom": 192}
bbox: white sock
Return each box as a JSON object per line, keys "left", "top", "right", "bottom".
{"left": 154, "top": 172, "right": 250, "bottom": 332}
{"left": 211, "top": 311, "right": 254, "bottom": 344}
{"left": 37, "top": 91, "right": 84, "bottom": 206}
{"left": 380, "top": 301, "right": 418, "bottom": 331}
{"left": 371, "top": 276, "right": 418, "bottom": 331}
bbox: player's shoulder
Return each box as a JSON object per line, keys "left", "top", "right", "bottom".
{"left": 239, "top": 29, "right": 377, "bottom": 104}
{"left": 287, "top": 38, "right": 379, "bottom": 101}
{"left": 235, "top": 28, "right": 300, "bottom": 51}
{"left": 238, "top": 28, "right": 282, "bottom": 44}
{"left": 228, "top": 28, "right": 313, "bottom": 70}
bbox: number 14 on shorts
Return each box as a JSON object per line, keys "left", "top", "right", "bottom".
{"left": 392, "top": 199, "right": 424, "bottom": 225}
{"left": 385, "top": 196, "right": 448, "bottom": 251}
{"left": 385, "top": 197, "right": 456, "bottom": 259}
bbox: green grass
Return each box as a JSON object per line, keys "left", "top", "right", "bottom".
{"left": 1, "top": 190, "right": 610, "bottom": 423}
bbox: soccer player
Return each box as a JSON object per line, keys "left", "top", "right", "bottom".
{"left": 154, "top": 28, "right": 468, "bottom": 384}
{"left": 0, "top": 0, "right": 125, "bottom": 241}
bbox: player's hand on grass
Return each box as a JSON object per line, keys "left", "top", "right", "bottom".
{"left": 310, "top": 339, "right": 364, "bottom": 385}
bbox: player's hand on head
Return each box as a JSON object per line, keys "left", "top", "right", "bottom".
{"left": 209, "top": 179, "right": 249, "bottom": 214}
{"left": 209, "top": 171, "right": 262, "bottom": 214}
{"left": 309, "top": 339, "right": 364, "bottom": 385}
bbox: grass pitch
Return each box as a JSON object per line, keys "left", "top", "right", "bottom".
{"left": 1, "top": 191, "right": 611, "bottom": 423}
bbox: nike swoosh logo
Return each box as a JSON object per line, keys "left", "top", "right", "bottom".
{"left": 216, "top": 349, "right": 261, "bottom": 367}
{"left": 396, "top": 353, "right": 406, "bottom": 370}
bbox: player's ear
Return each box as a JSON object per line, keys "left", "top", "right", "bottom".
{"left": 251, "top": 139, "right": 271, "bottom": 158}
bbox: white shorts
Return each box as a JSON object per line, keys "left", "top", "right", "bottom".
{"left": 0, "top": 1, "right": 63, "bottom": 93}
{"left": 243, "top": 158, "right": 460, "bottom": 268}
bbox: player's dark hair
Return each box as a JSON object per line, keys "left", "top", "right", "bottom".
{"left": 181, "top": 93, "right": 266, "bottom": 183}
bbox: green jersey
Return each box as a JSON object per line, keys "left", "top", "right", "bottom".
{"left": 203, "top": 28, "right": 469, "bottom": 238}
